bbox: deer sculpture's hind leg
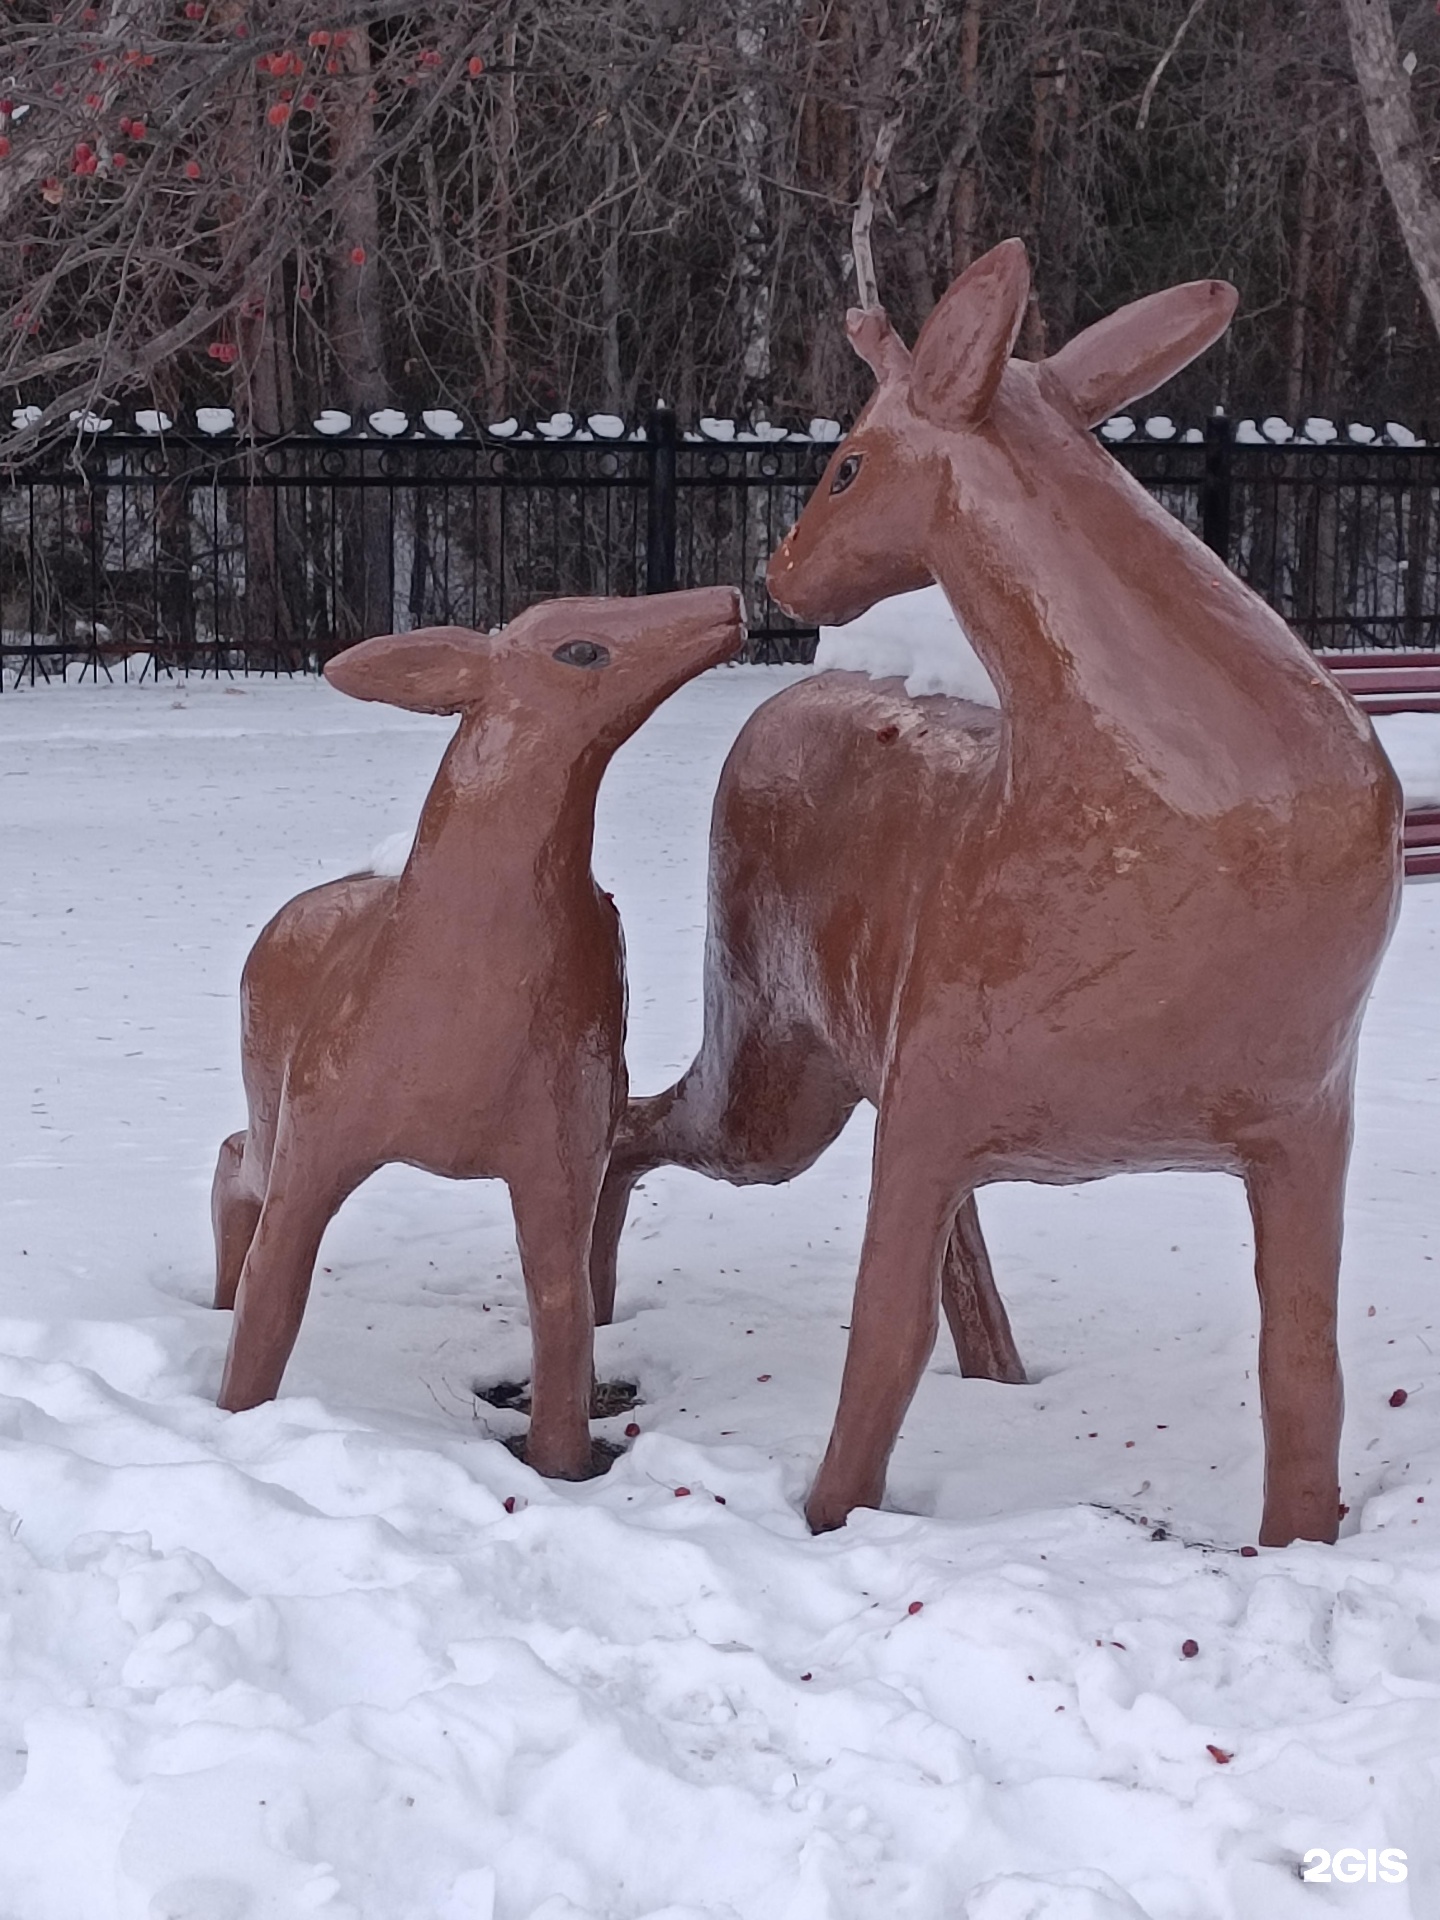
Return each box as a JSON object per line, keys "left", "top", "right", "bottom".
{"left": 589, "top": 1146, "right": 653, "bottom": 1327}
{"left": 1243, "top": 1100, "right": 1353, "bottom": 1547}
{"left": 218, "top": 1111, "right": 365, "bottom": 1412}
{"left": 589, "top": 1012, "right": 861, "bottom": 1325}
{"left": 941, "top": 1195, "right": 1026, "bottom": 1384}
{"left": 212, "top": 1131, "right": 263, "bottom": 1312}
{"left": 592, "top": 1022, "right": 1027, "bottom": 1393}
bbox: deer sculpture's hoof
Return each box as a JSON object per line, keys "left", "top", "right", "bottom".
{"left": 476, "top": 1378, "right": 641, "bottom": 1419}
{"left": 509, "top": 1434, "right": 622, "bottom": 1480}
{"left": 1257, "top": 1496, "right": 1342, "bottom": 1548}
{"left": 804, "top": 1489, "right": 861, "bottom": 1535}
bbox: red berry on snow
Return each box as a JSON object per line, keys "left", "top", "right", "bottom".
{"left": 1181, "top": 1639, "right": 1199, "bottom": 1658}
{"left": 907, "top": 1600, "right": 923, "bottom": 1616}
{"left": 1389, "top": 1388, "right": 1408, "bottom": 1407}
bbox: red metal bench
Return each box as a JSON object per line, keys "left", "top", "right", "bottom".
{"left": 1320, "top": 651, "right": 1440, "bottom": 877}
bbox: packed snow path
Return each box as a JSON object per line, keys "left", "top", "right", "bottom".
{"left": 0, "top": 670, "right": 1436, "bottom": 1920}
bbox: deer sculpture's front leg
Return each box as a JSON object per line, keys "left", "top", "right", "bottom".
{"left": 805, "top": 1100, "right": 970, "bottom": 1532}
{"left": 1243, "top": 1098, "right": 1354, "bottom": 1546}
{"left": 506, "top": 1086, "right": 612, "bottom": 1480}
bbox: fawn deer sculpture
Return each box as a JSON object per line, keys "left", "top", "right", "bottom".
{"left": 212, "top": 588, "right": 744, "bottom": 1477}
{"left": 590, "top": 242, "right": 1402, "bottom": 1545}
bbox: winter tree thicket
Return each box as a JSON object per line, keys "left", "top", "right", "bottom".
{"left": 3, "top": 0, "right": 1440, "bottom": 453}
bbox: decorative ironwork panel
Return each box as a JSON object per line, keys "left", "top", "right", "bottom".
{"left": 4, "top": 413, "right": 1438, "bottom": 687}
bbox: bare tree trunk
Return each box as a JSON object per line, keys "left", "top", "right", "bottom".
{"left": 795, "top": 2, "right": 855, "bottom": 410}
{"left": 328, "top": 29, "right": 389, "bottom": 410}
{"left": 210, "top": 11, "right": 300, "bottom": 667}
{"left": 1338, "top": 172, "right": 1381, "bottom": 397}
{"left": 1021, "top": 34, "right": 1057, "bottom": 359}
{"left": 851, "top": 0, "right": 940, "bottom": 309}
{"left": 1340, "top": 0, "right": 1440, "bottom": 340}
{"left": 1048, "top": 29, "right": 1082, "bottom": 342}
{"left": 734, "top": 11, "right": 772, "bottom": 410}
{"left": 481, "top": 21, "right": 519, "bottom": 629}
{"left": 327, "top": 25, "right": 392, "bottom": 650}
{"left": 1287, "top": 91, "right": 1321, "bottom": 421}
{"left": 924, "top": 11, "right": 982, "bottom": 278}
{"left": 601, "top": 115, "right": 623, "bottom": 410}
{"left": 951, "top": 0, "right": 984, "bottom": 273}
{"left": 488, "top": 23, "right": 520, "bottom": 419}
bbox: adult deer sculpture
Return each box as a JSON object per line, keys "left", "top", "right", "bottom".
{"left": 212, "top": 588, "right": 744, "bottom": 1477}
{"left": 591, "top": 242, "right": 1402, "bottom": 1545}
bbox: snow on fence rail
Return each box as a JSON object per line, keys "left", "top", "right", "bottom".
{"left": 1, "top": 408, "right": 1437, "bottom": 686}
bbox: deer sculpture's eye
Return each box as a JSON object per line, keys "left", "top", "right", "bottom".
{"left": 553, "top": 639, "right": 610, "bottom": 669}
{"left": 829, "top": 452, "right": 862, "bottom": 495}
{"left": 829, "top": 451, "right": 864, "bottom": 495}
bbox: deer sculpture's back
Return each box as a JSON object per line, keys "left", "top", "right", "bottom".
{"left": 592, "top": 243, "right": 1402, "bottom": 1547}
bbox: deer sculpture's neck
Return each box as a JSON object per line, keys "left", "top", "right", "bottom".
{"left": 922, "top": 370, "right": 1372, "bottom": 810}
{"left": 397, "top": 710, "right": 608, "bottom": 925}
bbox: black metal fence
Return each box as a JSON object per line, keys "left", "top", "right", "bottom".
{"left": 0, "top": 407, "right": 828, "bottom": 686}
{"left": 3, "top": 407, "right": 1438, "bottom": 687}
{"left": 1118, "top": 416, "right": 1440, "bottom": 654}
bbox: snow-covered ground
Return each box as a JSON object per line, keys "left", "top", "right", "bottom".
{"left": 0, "top": 666, "right": 1437, "bottom": 1920}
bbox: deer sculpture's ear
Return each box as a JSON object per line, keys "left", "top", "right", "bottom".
{"left": 324, "top": 627, "right": 487, "bottom": 715}
{"left": 1043, "top": 279, "right": 1239, "bottom": 429}
{"left": 845, "top": 307, "right": 913, "bottom": 385}
{"left": 907, "top": 238, "right": 1031, "bottom": 429}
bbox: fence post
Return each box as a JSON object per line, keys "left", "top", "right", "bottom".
{"left": 645, "top": 402, "right": 678, "bottom": 594}
{"left": 1201, "top": 409, "right": 1232, "bottom": 563}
